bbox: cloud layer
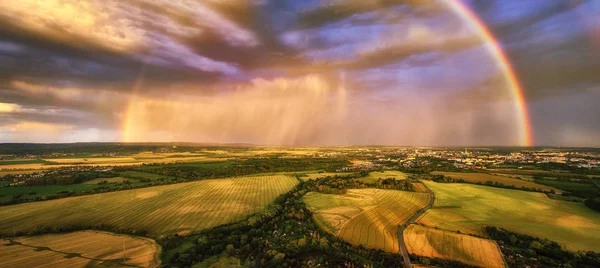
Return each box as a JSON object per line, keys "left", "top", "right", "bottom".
{"left": 0, "top": 0, "right": 598, "bottom": 146}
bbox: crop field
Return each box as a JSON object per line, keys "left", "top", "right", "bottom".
{"left": 304, "top": 188, "right": 430, "bottom": 252}
{"left": 0, "top": 230, "right": 160, "bottom": 268}
{"left": 418, "top": 181, "right": 600, "bottom": 252}
{"left": 411, "top": 182, "right": 428, "bottom": 193}
{"left": 355, "top": 171, "right": 408, "bottom": 184}
{"left": 0, "top": 175, "right": 299, "bottom": 235}
{"left": 404, "top": 224, "right": 504, "bottom": 268}
{"left": 432, "top": 172, "right": 560, "bottom": 193}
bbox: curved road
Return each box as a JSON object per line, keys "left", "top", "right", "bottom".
{"left": 397, "top": 181, "right": 435, "bottom": 268}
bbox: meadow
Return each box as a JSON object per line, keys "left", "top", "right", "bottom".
{"left": 418, "top": 181, "right": 600, "bottom": 252}
{"left": 304, "top": 188, "right": 430, "bottom": 252}
{"left": 0, "top": 230, "right": 160, "bottom": 268}
{"left": 432, "top": 171, "right": 560, "bottom": 193}
{"left": 404, "top": 224, "right": 504, "bottom": 268}
{"left": 0, "top": 175, "right": 299, "bottom": 235}
{"left": 355, "top": 171, "right": 408, "bottom": 184}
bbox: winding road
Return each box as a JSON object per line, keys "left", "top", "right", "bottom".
{"left": 397, "top": 181, "right": 435, "bottom": 268}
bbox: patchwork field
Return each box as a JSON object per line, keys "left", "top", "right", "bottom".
{"left": 0, "top": 175, "right": 298, "bottom": 235}
{"left": 304, "top": 188, "right": 430, "bottom": 252}
{"left": 0, "top": 230, "right": 160, "bottom": 268}
{"left": 355, "top": 171, "right": 408, "bottom": 184}
{"left": 418, "top": 181, "right": 600, "bottom": 252}
{"left": 404, "top": 224, "right": 504, "bottom": 268}
{"left": 432, "top": 172, "right": 560, "bottom": 193}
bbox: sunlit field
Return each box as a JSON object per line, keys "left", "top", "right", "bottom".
{"left": 304, "top": 188, "right": 430, "bottom": 252}
{"left": 0, "top": 231, "right": 160, "bottom": 268}
{"left": 419, "top": 181, "right": 600, "bottom": 251}
{"left": 404, "top": 224, "right": 504, "bottom": 268}
{"left": 0, "top": 175, "right": 298, "bottom": 235}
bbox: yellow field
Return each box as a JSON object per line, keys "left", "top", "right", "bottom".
{"left": 404, "top": 224, "right": 504, "bottom": 268}
{"left": 356, "top": 171, "right": 408, "bottom": 184}
{"left": 432, "top": 172, "right": 561, "bottom": 193}
{"left": 0, "top": 230, "right": 160, "bottom": 268}
{"left": 418, "top": 181, "right": 600, "bottom": 252}
{"left": 304, "top": 188, "right": 430, "bottom": 252}
{"left": 412, "top": 182, "right": 428, "bottom": 193}
{"left": 82, "top": 177, "right": 130, "bottom": 184}
{"left": 0, "top": 175, "right": 298, "bottom": 235}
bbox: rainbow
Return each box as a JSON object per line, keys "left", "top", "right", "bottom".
{"left": 122, "top": 1, "right": 534, "bottom": 146}
{"left": 445, "top": 0, "right": 533, "bottom": 146}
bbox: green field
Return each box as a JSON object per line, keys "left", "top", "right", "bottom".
{"left": 0, "top": 175, "right": 299, "bottom": 235}
{"left": 304, "top": 188, "right": 430, "bottom": 252}
{"left": 418, "top": 181, "right": 600, "bottom": 252}
{"left": 534, "top": 178, "right": 600, "bottom": 198}
{"left": 433, "top": 172, "right": 561, "bottom": 193}
{"left": 404, "top": 224, "right": 504, "bottom": 268}
{"left": 355, "top": 171, "right": 408, "bottom": 184}
{"left": 0, "top": 230, "right": 160, "bottom": 267}
{"left": 0, "top": 171, "right": 172, "bottom": 203}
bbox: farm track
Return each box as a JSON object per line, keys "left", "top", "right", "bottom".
{"left": 397, "top": 181, "right": 435, "bottom": 268}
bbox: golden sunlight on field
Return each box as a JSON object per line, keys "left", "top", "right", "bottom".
{"left": 0, "top": 231, "right": 160, "bottom": 268}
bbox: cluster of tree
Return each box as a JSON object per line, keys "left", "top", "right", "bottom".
{"left": 585, "top": 197, "right": 600, "bottom": 212}
{"left": 486, "top": 226, "right": 600, "bottom": 267}
{"left": 375, "top": 178, "right": 415, "bottom": 191}
{"left": 306, "top": 176, "right": 367, "bottom": 194}
{"left": 144, "top": 158, "right": 349, "bottom": 182}
{"left": 160, "top": 181, "right": 405, "bottom": 267}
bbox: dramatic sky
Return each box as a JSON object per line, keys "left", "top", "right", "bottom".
{"left": 0, "top": 0, "right": 598, "bottom": 146}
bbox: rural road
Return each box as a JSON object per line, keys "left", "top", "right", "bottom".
{"left": 397, "top": 181, "right": 435, "bottom": 268}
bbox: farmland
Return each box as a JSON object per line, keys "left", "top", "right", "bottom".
{"left": 304, "top": 188, "right": 430, "bottom": 252}
{"left": 0, "top": 175, "right": 299, "bottom": 235}
{"left": 432, "top": 171, "right": 560, "bottom": 193}
{"left": 404, "top": 224, "right": 504, "bottom": 268}
{"left": 355, "top": 171, "right": 408, "bottom": 184}
{"left": 0, "top": 230, "right": 160, "bottom": 268}
{"left": 418, "top": 181, "right": 600, "bottom": 252}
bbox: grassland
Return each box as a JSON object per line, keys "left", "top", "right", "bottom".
{"left": 418, "top": 181, "right": 600, "bottom": 252}
{"left": 432, "top": 172, "right": 560, "bottom": 193}
{"left": 355, "top": 171, "right": 408, "bottom": 184}
{"left": 0, "top": 175, "right": 298, "bottom": 235}
{"left": 404, "top": 224, "right": 504, "bottom": 268}
{"left": 0, "top": 230, "right": 160, "bottom": 268}
{"left": 304, "top": 188, "right": 430, "bottom": 252}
